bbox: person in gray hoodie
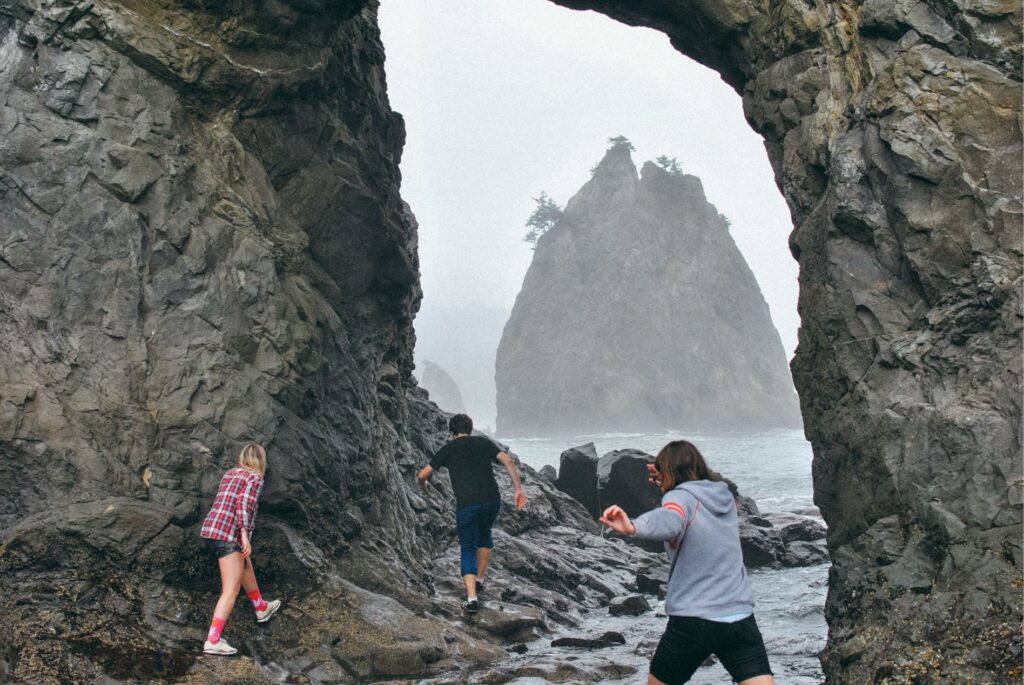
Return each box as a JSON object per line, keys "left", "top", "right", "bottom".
{"left": 600, "top": 440, "right": 773, "bottom": 685}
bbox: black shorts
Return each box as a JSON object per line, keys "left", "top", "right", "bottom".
{"left": 650, "top": 614, "right": 772, "bottom": 684}
{"left": 204, "top": 538, "right": 243, "bottom": 559}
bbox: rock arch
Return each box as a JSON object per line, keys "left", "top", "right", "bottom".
{"left": 0, "top": 0, "right": 1019, "bottom": 681}
{"left": 549, "top": 0, "right": 1022, "bottom": 679}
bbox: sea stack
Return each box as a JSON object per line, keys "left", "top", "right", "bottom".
{"left": 495, "top": 142, "right": 801, "bottom": 437}
{"left": 416, "top": 359, "right": 466, "bottom": 414}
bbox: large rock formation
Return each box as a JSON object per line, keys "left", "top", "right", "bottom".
{"left": 0, "top": 0, "right": 1020, "bottom": 682}
{"left": 548, "top": 0, "right": 1023, "bottom": 681}
{"left": 496, "top": 145, "right": 801, "bottom": 437}
{"left": 0, "top": 2, "right": 660, "bottom": 683}
{"left": 416, "top": 359, "right": 466, "bottom": 414}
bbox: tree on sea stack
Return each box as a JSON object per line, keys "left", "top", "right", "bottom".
{"left": 656, "top": 155, "right": 682, "bottom": 174}
{"left": 524, "top": 191, "right": 563, "bottom": 247}
{"left": 607, "top": 135, "right": 635, "bottom": 151}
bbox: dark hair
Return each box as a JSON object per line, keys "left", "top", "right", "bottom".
{"left": 448, "top": 414, "right": 473, "bottom": 436}
{"left": 654, "top": 440, "right": 721, "bottom": 494}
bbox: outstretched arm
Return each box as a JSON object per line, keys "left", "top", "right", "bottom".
{"left": 496, "top": 452, "right": 526, "bottom": 510}
{"left": 417, "top": 464, "right": 434, "bottom": 489}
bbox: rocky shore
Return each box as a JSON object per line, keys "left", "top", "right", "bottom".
{"left": 0, "top": 0, "right": 1019, "bottom": 682}
{"left": 548, "top": 443, "right": 829, "bottom": 569}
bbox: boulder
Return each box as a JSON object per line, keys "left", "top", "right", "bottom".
{"left": 774, "top": 516, "right": 827, "bottom": 543}
{"left": 554, "top": 443, "right": 600, "bottom": 517}
{"left": 551, "top": 631, "right": 627, "bottom": 649}
{"left": 635, "top": 570, "right": 667, "bottom": 598}
{"left": 597, "top": 449, "right": 660, "bottom": 518}
{"left": 608, "top": 595, "right": 651, "bottom": 616}
{"left": 539, "top": 465, "right": 558, "bottom": 483}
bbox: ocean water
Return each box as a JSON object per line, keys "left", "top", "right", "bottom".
{"left": 502, "top": 429, "right": 828, "bottom": 683}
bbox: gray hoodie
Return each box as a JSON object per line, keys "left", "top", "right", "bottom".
{"left": 632, "top": 479, "right": 754, "bottom": 619}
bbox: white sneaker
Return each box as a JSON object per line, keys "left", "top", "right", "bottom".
{"left": 203, "top": 638, "right": 237, "bottom": 656}
{"left": 255, "top": 598, "right": 281, "bottom": 623}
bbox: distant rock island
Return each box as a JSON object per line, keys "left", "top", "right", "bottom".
{"left": 416, "top": 359, "right": 465, "bottom": 414}
{"left": 496, "top": 142, "right": 801, "bottom": 437}
{"left": 414, "top": 302, "right": 510, "bottom": 428}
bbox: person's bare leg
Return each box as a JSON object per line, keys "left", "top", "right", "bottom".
{"left": 240, "top": 557, "right": 258, "bottom": 593}
{"left": 476, "top": 547, "right": 492, "bottom": 581}
{"left": 463, "top": 573, "right": 477, "bottom": 599}
{"left": 739, "top": 677, "right": 773, "bottom": 685}
{"left": 213, "top": 553, "right": 244, "bottom": 620}
{"left": 647, "top": 674, "right": 667, "bottom": 685}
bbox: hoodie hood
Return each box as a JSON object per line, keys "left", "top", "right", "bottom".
{"left": 674, "top": 480, "right": 735, "bottom": 515}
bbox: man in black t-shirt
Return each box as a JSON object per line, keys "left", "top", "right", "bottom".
{"left": 417, "top": 413, "right": 527, "bottom": 613}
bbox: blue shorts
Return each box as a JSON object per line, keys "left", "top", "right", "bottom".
{"left": 455, "top": 500, "right": 501, "bottom": 576}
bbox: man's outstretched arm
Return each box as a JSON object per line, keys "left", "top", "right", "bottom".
{"left": 417, "top": 464, "right": 433, "bottom": 489}
{"left": 496, "top": 452, "right": 527, "bottom": 510}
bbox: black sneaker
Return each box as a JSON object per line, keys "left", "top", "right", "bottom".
{"left": 476, "top": 580, "right": 485, "bottom": 595}
{"left": 463, "top": 598, "right": 480, "bottom": 614}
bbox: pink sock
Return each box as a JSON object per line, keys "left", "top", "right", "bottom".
{"left": 207, "top": 616, "right": 226, "bottom": 644}
{"left": 246, "top": 588, "right": 268, "bottom": 612}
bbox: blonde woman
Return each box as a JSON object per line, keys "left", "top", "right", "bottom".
{"left": 199, "top": 443, "right": 282, "bottom": 655}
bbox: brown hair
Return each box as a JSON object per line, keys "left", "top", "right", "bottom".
{"left": 654, "top": 440, "right": 721, "bottom": 494}
{"left": 238, "top": 443, "right": 267, "bottom": 475}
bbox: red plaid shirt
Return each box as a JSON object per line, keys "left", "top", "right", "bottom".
{"left": 200, "top": 467, "right": 263, "bottom": 543}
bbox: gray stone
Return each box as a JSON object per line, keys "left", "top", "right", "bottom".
{"left": 608, "top": 595, "right": 651, "bottom": 616}
{"left": 597, "top": 448, "right": 660, "bottom": 518}
{"left": 554, "top": 443, "right": 600, "bottom": 517}
{"left": 551, "top": 631, "right": 626, "bottom": 649}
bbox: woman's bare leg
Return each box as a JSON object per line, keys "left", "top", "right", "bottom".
{"left": 213, "top": 552, "right": 244, "bottom": 620}
{"left": 648, "top": 674, "right": 667, "bottom": 685}
{"left": 739, "top": 677, "right": 774, "bottom": 685}
{"left": 240, "top": 557, "right": 258, "bottom": 594}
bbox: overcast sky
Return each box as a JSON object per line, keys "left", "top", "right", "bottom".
{"left": 378, "top": 0, "right": 801, "bottom": 361}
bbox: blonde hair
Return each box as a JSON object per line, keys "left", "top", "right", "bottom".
{"left": 238, "top": 443, "right": 267, "bottom": 475}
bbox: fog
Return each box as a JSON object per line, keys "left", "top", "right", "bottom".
{"left": 379, "top": 0, "right": 800, "bottom": 429}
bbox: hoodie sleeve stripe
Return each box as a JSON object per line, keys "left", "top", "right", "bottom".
{"left": 664, "top": 502, "right": 686, "bottom": 519}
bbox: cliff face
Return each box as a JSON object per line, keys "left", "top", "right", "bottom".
{"left": 550, "top": 0, "right": 1022, "bottom": 681}
{"left": 495, "top": 147, "right": 800, "bottom": 437}
{"left": 0, "top": 2, "right": 663, "bottom": 682}
{"left": 0, "top": 0, "right": 1020, "bottom": 682}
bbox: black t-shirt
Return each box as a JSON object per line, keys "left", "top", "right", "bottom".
{"left": 429, "top": 435, "right": 502, "bottom": 507}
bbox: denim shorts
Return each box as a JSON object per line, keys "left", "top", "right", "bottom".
{"left": 204, "top": 537, "right": 243, "bottom": 559}
{"left": 650, "top": 614, "right": 772, "bottom": 684}
{"left": 455, "top": 500, "right": 501, "bottom": 576}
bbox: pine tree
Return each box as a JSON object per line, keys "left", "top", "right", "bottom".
{"left": 606, "top": 135, "right": 635, "bottom": 151}
{"left": 656, "top": 155, "right": 682, "bottom": 174}
{"left": 524, "top": 192, "right": 563, "bottom": 247}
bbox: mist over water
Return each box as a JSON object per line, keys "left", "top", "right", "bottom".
{"left": 503, "top": 429, "right": 827, "bottom": 683}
